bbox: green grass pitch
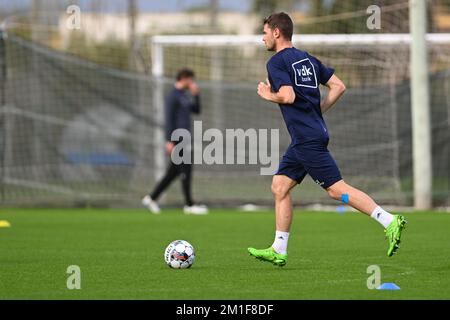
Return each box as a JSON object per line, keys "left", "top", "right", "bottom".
{"left": 1, "top": 208, "right": 449, "bottom": 299}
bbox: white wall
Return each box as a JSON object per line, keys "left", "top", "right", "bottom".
{"left": 59, "top": 12, "right": 262, "bottom": 44}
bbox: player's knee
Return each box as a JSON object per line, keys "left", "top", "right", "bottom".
{"left": 327, "top": 186, "right": 342, "bottom": 201}
{"left": 326, "top": 180, "right": 349, "bottom": 201}
{"left": 271, "top": 181, "right": 289, "bottom": 199}
{"left": 327, "top": 184, "right": 348, "bottom": 200}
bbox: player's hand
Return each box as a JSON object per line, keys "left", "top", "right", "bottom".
{"left": 166, "top": 142, "right": 175, "bottom": 155}
{"left": 257, "top": 79, "right": 272, "bottom": 100}
{"left": 189, "top": 82, "right": 200, "bottom": 96}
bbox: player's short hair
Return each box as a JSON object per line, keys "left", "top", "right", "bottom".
{"left": 176, "top": 68, "right": 195, "bottom": 81}
{"left": 263, "top": 12, "right": 293, "bottom": 41}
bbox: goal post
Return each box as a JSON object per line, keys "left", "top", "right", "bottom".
{"left": 150, "top": 39, "right": 166, "bottom": 183}
{"left": 409, "top": 0, "right": 432, "bottom": 210}
{"left": 151, "top": 33, "right": 450, "bottom": 46}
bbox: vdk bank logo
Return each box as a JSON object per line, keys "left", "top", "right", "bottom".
{"left": 292, "top": 58, "right": 317, "bottom": 88}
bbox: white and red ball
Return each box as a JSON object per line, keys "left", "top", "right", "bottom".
{"left": 164, "top": 240, "right": 195, "bottom": 269}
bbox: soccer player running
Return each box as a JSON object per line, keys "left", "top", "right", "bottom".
{"left": 142, "top": 68, "right": 208, "bottom": 215}
{"left": 248, "top": 12, "right": 406, "bottom": 266}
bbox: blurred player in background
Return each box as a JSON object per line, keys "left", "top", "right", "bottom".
{"left": 248, "top": 12, "right": 406, "bottom": 266}
{"left": 142, "top": 68, "right": 208, "bottom": 215}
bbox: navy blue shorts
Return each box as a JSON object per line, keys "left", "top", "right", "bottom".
{"left": 276, "top": 142, "right": 342, "bottom": 189}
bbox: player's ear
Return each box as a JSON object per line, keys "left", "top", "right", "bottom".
{"left": 273, "top": 27, "right": 280, "bottom": 39}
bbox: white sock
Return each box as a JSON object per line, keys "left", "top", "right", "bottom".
{"left": 272, "top": 231, "right": 290, "bottom": 254}
{"left": 371, "top": 206, "right": 394, "bottom": 228}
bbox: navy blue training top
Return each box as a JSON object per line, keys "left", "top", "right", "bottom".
{"left": 165, "top": 87, "right": 201, "bottom": 141}
{"left": 267, "top": 47, "right": 334, "bottom": 145}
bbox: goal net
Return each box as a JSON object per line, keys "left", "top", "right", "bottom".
{"left": 1, "top": 32, "right": 450, "bottom": 207}
{"left": 149, "top": 34, "right": 450, "bottom": 206}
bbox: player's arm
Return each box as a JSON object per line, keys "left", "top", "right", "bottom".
{"left": 320, "top": 74, "right": 346, "bottom": 114}
{"left": 257, "top": 79, "right": 295, "bottom": 104}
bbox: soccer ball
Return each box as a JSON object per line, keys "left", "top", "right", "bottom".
{"left": 164, "top": 240, "right": 195, "bottom": 269}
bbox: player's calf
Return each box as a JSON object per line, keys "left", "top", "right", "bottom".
{"left": 326, "top": 180, "right": 407, "bottom": 256}
{"left": 326, "top": 180, "right": 378, "bottom": 216}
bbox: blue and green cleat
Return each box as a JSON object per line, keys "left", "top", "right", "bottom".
{"left": 247, "top": 247, "right": 287, "bottom": 266}
{"left": 385, "top": 214, "right": 407, "bottom": 257}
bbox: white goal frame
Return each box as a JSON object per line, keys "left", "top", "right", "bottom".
{"left": 150, "top": 33, "right": 450, "bottom": 207}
